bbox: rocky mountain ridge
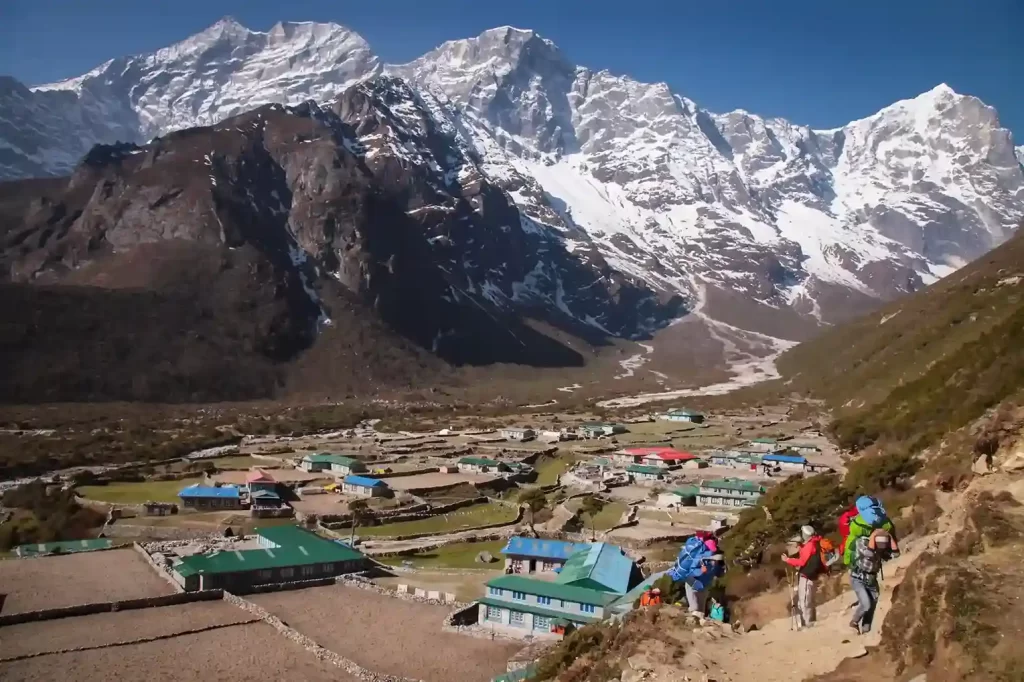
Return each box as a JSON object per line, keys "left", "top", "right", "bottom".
{"left": 2, "top": 18, "right": 1022, "bottom": 380}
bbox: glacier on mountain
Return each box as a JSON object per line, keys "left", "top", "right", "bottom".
{"left": 2, "top": 18, "right": 1022, "bottom": 347}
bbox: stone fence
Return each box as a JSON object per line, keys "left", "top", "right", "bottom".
{"left": 0, "top": 620, "right": 257, "bottom": 664}
{"left": 0, "top": 590, "right": 223, "bottom": 627}
{"left": 364, "top": 529, "right": 514, "bottom": 559}
{"left": 131, "top": 541, "right": 184, "bottom": 593}
{"left": 321, "top": 497, "right": 486, "bottom": 530}
{"left": 372, "top": 506, "right": 524, "bottom": 543}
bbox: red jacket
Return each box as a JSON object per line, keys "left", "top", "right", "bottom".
{"left": 784, "top": 536, "right": 821, "bottom": 572}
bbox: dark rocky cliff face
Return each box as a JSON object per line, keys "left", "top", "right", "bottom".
{"left": 0, "top": 77, "right": 682, "bottom": 402}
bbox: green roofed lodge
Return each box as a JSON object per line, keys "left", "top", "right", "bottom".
{"left": 170, "top": 525, "right": 370, "bottom": 592}
{"left": 477, "top": 542, "right": 642, "bottom": 639}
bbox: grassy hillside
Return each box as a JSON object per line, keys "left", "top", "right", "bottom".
{"left": 778, "top": 226, "right": 1024, "bottom": 451}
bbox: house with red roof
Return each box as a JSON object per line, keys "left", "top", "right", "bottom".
{"left": 246, "top": 469, "right": 277, "bottom": 494}
{"left": 640, "top": 450, "right": 698, "bottom": 469}
{"left": 612, "top": 446, "right": 675, "bottom": 466}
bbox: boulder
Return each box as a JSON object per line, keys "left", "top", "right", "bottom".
{"left": 1000, "top": 449, "right": 1024, "bottom": 473}
{"left": 476, "top": 551, "right": 496, "bottom": 564}
{"left": 972, "top": 454, "right": 992, "bottom": 475}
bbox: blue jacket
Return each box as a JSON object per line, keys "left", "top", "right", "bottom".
{"left": 686, "top": 559, "right": 723, "bottom": 592}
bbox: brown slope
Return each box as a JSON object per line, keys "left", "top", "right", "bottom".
{"left": 778, "top": 224, "right": 1024, "bottom": 450}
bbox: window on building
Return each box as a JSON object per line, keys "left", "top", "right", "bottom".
{"left": 537, "top": 596, "right": 552, "bottom": 605}
{"left": 511, "top": 591, "right": 527, "bottom": 601}
{"left": 257, "top": 570, "right": 272, "bottom": 580}
{"left": 280, "top": 568, "right": 294, "bottom": 579}
{"left": 323, "top": 563, "right": 334, "bottom": 573}
{"left": 488, "top": 587, "right": 503, "bottom": 597}
{"left": 486, "top": 605, "right": 502, "bottom": 622}
{"left": 301, "top": 565, "right": 315, "bottom": 577}
{"left": 581, "top": 603, "right": 596, "bottom": 614}
{"left": 510, "top": 610, "right": 525, "bottom": 627}
{"left": 534, "top": 616, "right": 551, "bottom": 631}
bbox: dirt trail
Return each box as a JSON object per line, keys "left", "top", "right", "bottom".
{"left": 665, "top": 512, "right": 957, "bottom": 682}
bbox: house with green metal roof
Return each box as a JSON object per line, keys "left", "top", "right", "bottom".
{"left": 14, "top": 538, "right": 114, "bottom": 557}
{"left": 656, "top": 485, "right": 700, "bottom": 508}
{"left": 696, "top": 478, "right": 765, "bottom": 508}
{"left": 625, "top": 464, "right": 666, "bottom": 483}
{"left": 477, "top": 542, "right": 641, "bottom": 639}
{"left": 658, "top": 408, "right": 705, "bottom": 424}
{"left": 457, "top": 456, "right": 510, "bottom": 474}
{"left": 300, "top": 453, "right": 367, "bottom": 475}
{"left": 170, "top": 525, "right": 369, "bottom": 592}
{"left": 747, "top": 438, "right": 779, "bottom": 451}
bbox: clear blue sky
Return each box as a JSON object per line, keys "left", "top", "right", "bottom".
{"left": 2, "top": 0, "right": 1022, "bottom": 135}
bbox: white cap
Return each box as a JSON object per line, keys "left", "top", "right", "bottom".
{"left": 800, "top": 525, "right": 816, "bottom": 541}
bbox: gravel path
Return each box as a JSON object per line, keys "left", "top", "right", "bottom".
{"left": 0, "top": 623, "right": 356, "bottom": 682}
{"left": 0, "top": 549, "right": 176, "bottom": 614}
{"left": 251, "top": 585, "right": 519, "bottom": 682}
{"left": 0, "top": 601, "right": 257, "bottom": 659}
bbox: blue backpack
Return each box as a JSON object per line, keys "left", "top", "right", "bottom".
{"left": 668, "top": 536, "right": 711, "bottom": 582}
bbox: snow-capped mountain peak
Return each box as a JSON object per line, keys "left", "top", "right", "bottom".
{"left": 1, "top": 21, "right": 1021, "bottom": 358}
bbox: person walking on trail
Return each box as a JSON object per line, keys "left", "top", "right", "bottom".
{"left": 849, "top": 528, "right": 899, "bottom": 634}
{"left": 843, "top": 496, "right": 897, "bottom": 567}
{"left": 782, "top": 525, "right": 828, "bottom": 626}
{"left": 684, "top": 552, "right": 725, "bottom": 616}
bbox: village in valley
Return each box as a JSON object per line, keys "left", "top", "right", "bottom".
{"left": 0, "top": 403, "right": 840, "bottom": 682}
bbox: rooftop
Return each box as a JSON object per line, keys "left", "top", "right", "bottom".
{"left": 246, "top": 469, "right": 275, "bottom": 483}
{"left": 700, "top": 478, "right": 765, "bottom": 493}
{"left": 669, "top": 485, "right": 700, "bottom": 497}
{"left": 556, "top": 542, "right": 636, "bottom": 594}
{"left": 750, "top": 438, "right": 778, "bottom": 444}
{"left": 645, "top": 451, "right": 697, "bottom": 461}
{"left": 15, "top": 538, "right": 113, "bottom": 557}
{"left": 665, "top": 409, "right": 703, "bottom": 416}
{"left": 626, "top": 464, "right": 664, "bottom": 476}
{"left": 763, "top": 453, "right": 807, "bottom": 464}
{"left": 343, "top": 474, "right": 387, "bottom": 488}
{"left": 458, "top": 456, "right": 505, "bottom": 467}
{"left": 486, "top": 574, "right": 619, "bottom": 606}
{"left": 175, "top": 525, "right": 365, "bottom": 576}
{"left": 303, "top": 453, "right": 363, "bottom": 466}
{"left": 178, "top": 484, "right": 240, "bottom": 499}
{"left": 501, "top": 537, "right": 589, "bottom": 561}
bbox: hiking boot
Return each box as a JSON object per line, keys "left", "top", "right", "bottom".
{"left": 848, "top": 620, "right": 862, "bottom": 635}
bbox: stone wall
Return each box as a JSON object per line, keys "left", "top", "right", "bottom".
{"left": 366, "top": 530, "right": 512, "bottom": 559}
{"left": 0, "top": 619, "right": 258, "bottom": 664}
{"left": 442, "top": 602, "right": 480, "bottom": 628}
{"left": 323, "top": 497, "right": 488, "bottom": 530}
{"left": 223, "top": 591, "right": 423, "bottom": 682}
{"left": 131, "top": 541, "right": 184, "bottom": 593}
{"left": 234, "top": 577, "right": 338, "bottom": 595}
{"left": 0, "top": 590, "right": 223, "bottom": 627}
{"left": 377, "top": 506, "right": 524, "bottom": 542}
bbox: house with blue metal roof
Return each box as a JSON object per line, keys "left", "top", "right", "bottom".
{"left": 501, "top": 536, "right": 590, "bottom": 574}
{"left": 341, "top": 474, "right": 391, "bottom": 498}
{"left": 478, "top": 542, "right": 642, "bottom": 639}
{"left": 178, "top": 484, "right": 244, "bottom": 510}
{"left": 763, "top": 452, "right": 807, "bottom": 471}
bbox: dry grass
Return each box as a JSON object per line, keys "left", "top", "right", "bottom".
{"left": 0, "top": 549, "right": 175, "bottom": 614}
{"left": 251, "top": 584, "right": 520, "bottom": 682}
{"left": 0, "top": 622, "right": 355, "bottom": 682}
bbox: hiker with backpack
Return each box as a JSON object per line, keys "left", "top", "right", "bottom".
{"left": 849, "top": 527, "right": 899, "bottom": 634}
{"left": 842, "top": 496, "right": 898, "bottom": 567}
{"left": 782, "top": 525, "right": 837, "bottom": 626}
{"left": 668, "top": 534, "right": 726, "bottom": 616}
